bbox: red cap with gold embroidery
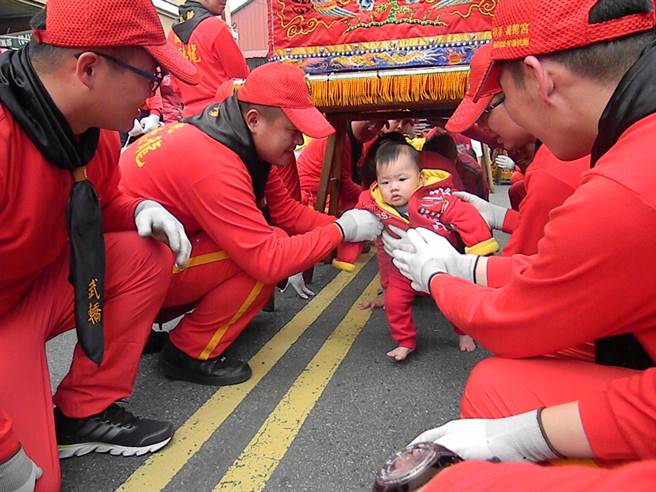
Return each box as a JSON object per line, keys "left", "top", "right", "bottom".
{"left": 473, "top": 0, "right": 656, "bottom": 101}
{"left": 237, "top": 62, "right": 335, "bottom": 139}
{"left": 446, "top": 43, "right": 499, "bottom": 133}
{"left": 32, "top": 0, "right": 200, "bottom": 85}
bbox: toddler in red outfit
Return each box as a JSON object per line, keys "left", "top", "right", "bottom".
{"left": 334, "top": 141, "right": 498, "bottom": 360}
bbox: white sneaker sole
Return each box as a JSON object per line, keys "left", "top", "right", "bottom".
{"left": 58, "top": 437, "right": 172, "bottom": 459}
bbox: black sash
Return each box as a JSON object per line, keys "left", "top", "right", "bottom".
{"left": 0, "top": 45, "right": 105, "bottom": 364}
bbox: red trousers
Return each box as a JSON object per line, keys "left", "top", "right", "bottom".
{"left": 460, "top": 356, "right": 636, "bottom": 419}
{"left": 384, "top": 267, "right": 463, "bottom": 349}
{"left": 0, "top": 233, "right": 173, "bottom": 492}
{"left": 164, "top": 233, "right": 274, "bottom": 360}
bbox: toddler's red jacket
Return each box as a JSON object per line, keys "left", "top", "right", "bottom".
{"left": 333, "top": 169, "right": 499, "bottom": 272}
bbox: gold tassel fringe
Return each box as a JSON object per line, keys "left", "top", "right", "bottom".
{"left": 308, "top": 69, "right": 469, "bottom": 109}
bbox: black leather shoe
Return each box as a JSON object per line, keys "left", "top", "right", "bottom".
{"left": 143, "top": 330, "right": 169, "bottom": 354}
{"left": 159, "top": 340, "right": 252, "bottom": 386}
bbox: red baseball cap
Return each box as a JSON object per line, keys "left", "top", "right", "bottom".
{"left": 473, "top": 0, "right": 656, "bottom": 102}
{"left": 32, "top": 0, "right": 200, "bottom": 85}
{"left": 237, "top": 62, "right": 335, "bottom": 139}
{"left": 446, "top": 43, "right": 499, "bottom": 133}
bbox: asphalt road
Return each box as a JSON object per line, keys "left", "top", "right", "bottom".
{"left": 47, "top": 186, "right": 511, "bottom": 491}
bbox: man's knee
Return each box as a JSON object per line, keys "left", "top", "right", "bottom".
{"left": 460, "top": 357, "right": 519, "bottom": 419}
{"left": 107, "top": 232, "right": 175, "bottom": 288}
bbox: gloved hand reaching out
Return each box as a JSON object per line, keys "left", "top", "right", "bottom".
{"left": 335, "top": 210, "right": 383, "bottom": 243}
{"left": 127, "top": 115, "right": 161, "bottom": 138}
{"left": 139, "top": 114, "right": 161, "bottom": 134}
{"left": 409, "top": 410, "right": 560, "bottom": 463}
{"left": 0, "top": 447, "right": 43, "bottom": 492}
{"left": 453, "top": 191, "right": 508, "bottom": 231}
{"left": 495, "top": 154, "right": 516, "bottom": 170}
{"left": 134, "top": 200, "right": 191, "bottom": 268}
{"left": 388, "top": 228, "right": 477, "bottom": 292}
{"left": 127, "top": 118, "right": 144, "bottom": 138}
{"left": 280, "top": 272, "right": 315, "bottom": 300}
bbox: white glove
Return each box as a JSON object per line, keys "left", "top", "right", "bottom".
{"left": 453, "top": 191, "right": 508, "bottom": 230}
{"left": 335, "top": 210, "right": 383, "bottom": 243}
{"left": 410, "top": 410, "right": 560, "bottom": 463}
{"left": 381, "top": 225, "right": 415, "bottom": 257}
{"left": 390, "top": 228, "right": 477, "bottom": 292}
{"left": 0, "top": 447, "right": 42, "bottom": 492}
{"left": 127, "top": 118, "right": 144, "bottom": 138}
{"left": 134, "top": 200, "right": 191, "bottom": 268}
{"left": 280, "top": 272, "right": 315, "bottom": 300}
{"left": 495, "top": 154, "right": 516, "bottom": 170}
{"left": 139, "top": 114, "right": 161, "bottom": 134}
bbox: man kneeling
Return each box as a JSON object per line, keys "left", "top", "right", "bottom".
{"left": 120, "top": 62, "right": 382, "bottom": 386}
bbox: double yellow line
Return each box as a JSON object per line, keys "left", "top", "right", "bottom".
{"left": 119, "top": 255, "right": 377, "bottom": 491}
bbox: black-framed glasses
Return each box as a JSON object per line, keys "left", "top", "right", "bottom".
{"left": 481, "top": 94, "right": 505, "bottom": 123}
{"left": 75, "top": 51, "right": 167, "bottom": 94}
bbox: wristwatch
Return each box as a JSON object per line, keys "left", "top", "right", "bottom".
{"left": 373, "top": 442, "right": 462, "bottom": 491}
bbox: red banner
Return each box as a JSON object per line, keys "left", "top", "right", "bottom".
{"left": 269, "top": 0, "right": 496, "bottom": 73}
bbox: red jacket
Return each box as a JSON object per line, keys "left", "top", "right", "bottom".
{"left": 431, "top": 114, "right": 656, "bottom": 457}
{"left": 272, "top": 155, "right": 301, "bottom": 202}
{"left": 0, "top": 107, "right": 140, "bottom": 457}
{"left": 169, "top": 17, "right": 249, "bottom": 118}
{"left": 298, "top": 135, "right": 364, "bottom": 211}
{"left": 429, "top": 114, "right": 656, "bottom": 361}
{"left": 119, "top": 123, "right": 341, "bottom": 284}
{"left": 420, "top": 151, "right": 465, "bottom": 191}
{"left": 334, "top": 170, "right": 499, "bottom": 272}
{"left": 425, "top": 459, "right": 656, "bottom": 491}
{"left": 0, "top": 108, "right": 140, "bottom": 317}
{"left": 0, "top": 408, "right": 19, "bottom": 463}
{"left": 143, "top": 91, "right": 163, "bottom": 118}
{"left": 457, "top": 151, "right": 489, "bottom": 200}
{"left": 501, "top": 147, "right": 589, "bottom": 256}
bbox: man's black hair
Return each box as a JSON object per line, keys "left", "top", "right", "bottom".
{"left": 422, "top": 132, "right": 458, "bottom": 162}
{"left": 238, "top": 101, "right": 282, "bottom": 121}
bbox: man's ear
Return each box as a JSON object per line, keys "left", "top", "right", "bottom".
{"left": 75, "top": 52, "right": 101, "bottom": 90}
{"left": 244, "top": 108, "right": 261, "bottom": 133}
{"left": 523, "top": 56, "right": 555, "bottom": 105}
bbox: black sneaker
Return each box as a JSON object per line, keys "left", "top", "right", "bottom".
{"left": 159, "top": 339, "right": 252, "bottom": 386}
{"left": 55, "top": 404, "right": 174, "bottom": 459}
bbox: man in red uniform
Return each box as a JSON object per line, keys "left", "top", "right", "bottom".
{"left": 120, "top": 62, "right": 382, "bottom": 386}
{"left": 298, "top": 119, "right": 386, "bottom": 211}
{"left": 387, "top": 0, "right": 656, "bottom": 475}
{"left": 0, "top": 1, "right": 200, "bottom": 490}
{"left": 446, "top": 43, "right": 589, "bottom": 257}
{"left": 170, "top": 0, "right": 250, "bottom": 117}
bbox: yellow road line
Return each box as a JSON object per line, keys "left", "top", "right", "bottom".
{"left": 214, "top": 277, "right": 380, "bottom": 491}
{"left": 118, "top": 255, "right": 373, "bottom": 491}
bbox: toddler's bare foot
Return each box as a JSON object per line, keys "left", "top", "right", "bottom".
{"left": 386, "top": 346, "right": 414, "bottom": 361}
{"left": 458, "top": 335, "right": 476, "bottom": 352}
{"left": 358, "top": 295, "right": 384, "bottom": 311}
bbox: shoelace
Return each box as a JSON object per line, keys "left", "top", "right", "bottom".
{"left": 102, "top": 404, "right": 140, "bottom": 428}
